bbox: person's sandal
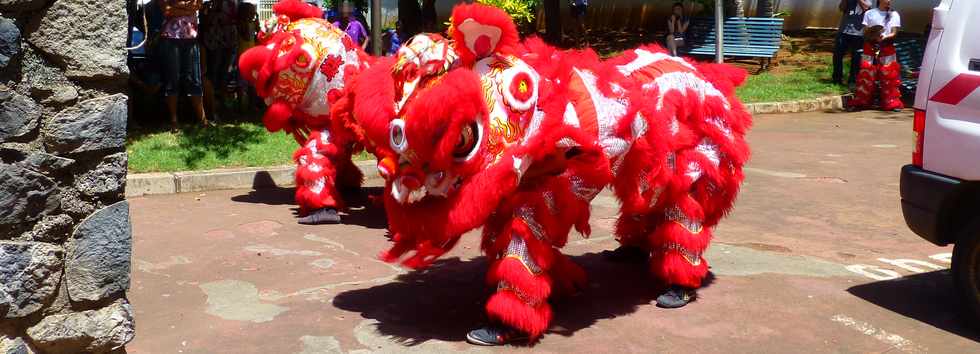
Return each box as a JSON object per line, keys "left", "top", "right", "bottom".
{"left": 465, "top": 325, "right": 529, "bottom": 346}
{"left": 298, "top": 208, "right": 341, "bottom": 225}
{"left": 655, "top": 285, "right": 696, "bottom": 309}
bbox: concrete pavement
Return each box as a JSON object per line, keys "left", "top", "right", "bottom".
{"left": 127, "top": 110, "right": 979, "bottom": 353}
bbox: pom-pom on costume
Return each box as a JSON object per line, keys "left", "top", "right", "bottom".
{"left": 238, "top": 0, "right": 371, "bottom": 223}
{"left": 345, "top": 3, "right": 753, "bottom": 341}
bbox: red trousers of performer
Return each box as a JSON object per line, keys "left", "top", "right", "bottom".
{"left": 293, "top": 129, "right": 363, "bottom": 214}
{"left": 851, "top": 41, "right": 904, "bottom": 111}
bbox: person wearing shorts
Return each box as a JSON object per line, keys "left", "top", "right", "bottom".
{"left": 161, "top": 0, "right": 209, "bottom": 130}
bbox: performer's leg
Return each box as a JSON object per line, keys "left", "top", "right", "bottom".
{"left": 294, "top": 130, "right": 347, "bottom": 225}
{"left": 850, "top": 44, "right": 877, "bottom": 109}
{"left": 832, "top": 33, "right": 847, "bottom": 84}
{"left": 878, "top": 45, "right": 905, "bottom": 111}
{"left": 648, "top": 197, "right": 710, "bottom": 308}
{"left": 607, "top": 213, "right": 651, "bottom": 263}
{"left": 334, "top": 148, "right": 364, "bottom": 192}
{"left": 471, "top": 234, "right": 553, "bottom": 345}
{"left": 846, "top": 35, "right": 863, "bottom": 85}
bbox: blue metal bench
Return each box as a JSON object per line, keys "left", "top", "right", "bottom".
{"left": 682, "top": 17, "right": 785, "bottom": 69}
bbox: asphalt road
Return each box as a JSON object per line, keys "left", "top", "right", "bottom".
{"left": 127, "top": 110, "right": 979, "bottom": 353}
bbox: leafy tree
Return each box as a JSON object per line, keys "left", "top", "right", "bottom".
{"left": 476, "top": 0, "right": 541, "bottom": 27}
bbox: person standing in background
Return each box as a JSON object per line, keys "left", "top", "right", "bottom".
{"left": 201, "top": 0, "right": 239, "bottom": 122}
{"left": 398, "top": 0, "right": 422, "bottom": 39}
{"left": 421, "top": 0, "right": 437, "bottom": 32}
{"left": 569, "top": 0, "right": 588, "bottom": 46}
{"left": 833, "top": 0, "right": 871, "bottom": 86}
{"left": 850, "top": 0, "right": 903, "bottom": 111}
{"left": 666, "top": 2, "right": 689, "bottom": 57}
{"left": 334, "top": 2, "right": 369, "bottom": 51}
{"left": 161, "top": 0, "right": 209, "bottom": 130}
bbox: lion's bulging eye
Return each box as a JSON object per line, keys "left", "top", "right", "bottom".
{"left": 389, "top": 119, "right": 408, "bottom": 153}
{"left": 452, "top": 122, "right": 480, "bottom": 161}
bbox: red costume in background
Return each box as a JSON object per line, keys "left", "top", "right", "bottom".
{"left": 851, "top": 41, "right": 904, "bottom": 111}
{"left": 238, "top": 0, "right": 370, "bottom": 221}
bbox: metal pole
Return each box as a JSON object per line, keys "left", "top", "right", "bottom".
{"left": 371, "top": 0, "right": 382, "bottom": 56}
{"left": 715, "top": 0, "right": 724, "bottom": 63}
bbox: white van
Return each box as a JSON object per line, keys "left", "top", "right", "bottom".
{"left": 900, "top": 0, "right": 980, "bottom": 323}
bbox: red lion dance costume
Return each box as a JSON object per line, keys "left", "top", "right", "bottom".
{"left": 346, "top": 4, "right": 752, "bottom": 344}
{"left": 238, "top": 0, "right": 371, "bottom": 224}
{"left": 247, "top": 1, "right": 751, "bottom": 344}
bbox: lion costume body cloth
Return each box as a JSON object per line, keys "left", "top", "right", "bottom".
{"left": 245, "top": 1, "right": 752, "bottom": 339}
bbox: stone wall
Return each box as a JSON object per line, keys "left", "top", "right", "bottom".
{"left": 1, "top": 0, "right": 133, "bottom": 353}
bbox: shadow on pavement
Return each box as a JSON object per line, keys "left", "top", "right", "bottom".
{"left": 334, "top": 251, "right": 713, "bottom": 345}
{"left": 847, "top": 270, "right": 980, "bottom": 343}
{"left": 230, "top": 186, "right": 388, "bottom": 229}
{"left": 231, "top": 186, "right": 297, "bottom": 206}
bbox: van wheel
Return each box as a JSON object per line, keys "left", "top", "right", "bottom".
{"left": 952, "top": 224, "right": 980, "bottom": 326}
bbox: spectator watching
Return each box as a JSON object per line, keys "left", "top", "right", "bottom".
{"left": 161, "top": 0, "right": 209, "bottom": 130}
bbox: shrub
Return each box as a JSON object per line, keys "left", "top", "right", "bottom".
{"left": 476, "top": 0, "right": 540, "bottom": 27}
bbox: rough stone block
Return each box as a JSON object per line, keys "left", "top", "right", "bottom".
{"left": 42, "top": 95, "right": 127, "bottom": 155}
{"left": 829, "top": 96, "right": 845, "bottom": 110}
{"left": 175, "top": 166, "right": 296, "bottom": 193}
{"left": 0, "top": 16, "right": 18, "bottom": 69}
{"left": 0, "top": 334, "right": 35, "bottom": 354}
{"left": 22, "top": 214, "right": 73, "bottom": 244}
{"left": 0, "top": 163, "right": 59, "bottom": 226}
{"left": 799, "top": 99, "right": 821, "bottom": 112}
{"left": 753, "top": 102, "right": 778, "bottom": 114}
{"left": 26, "top": 298, "right": 135, "bottom": 353}
{"left": 27, "top": 0, "right": 128, "bottom": 80}
{"left": 777, "top": 101, "right": 801, "bottom": 113}
{"left": 0, "top": 90, "right": 40, "bottom": 143}
{"left": 125, "top": 173, "right": 177, "bottom": 197}
{"left": 0, "top": 148, "right": 74, "bottom": 176}
{"left": 66, "top": 201, "right": 131, "bottom": 302}
{"left": 0, "top": 241, "right": 63, "bottom": 318}
{"left": 75, "top": 152, "right": 127, "bottom": 197}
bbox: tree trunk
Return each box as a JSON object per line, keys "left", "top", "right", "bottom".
{"left": 757, "top": 0, "right": 775, "bottom": 17}
{"left": 725, "top": 0, "right": 746, "bottom": 17}
{"left": 543, "top": 0, "right": 562, "bottom": 45}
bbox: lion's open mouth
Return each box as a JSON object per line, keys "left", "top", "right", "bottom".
{"left": 391, "top": 172, "right": 462, "bottom": 204}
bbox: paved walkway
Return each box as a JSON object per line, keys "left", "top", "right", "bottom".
{"left": 127, "top": 111, "right": 979, "bottom": 353}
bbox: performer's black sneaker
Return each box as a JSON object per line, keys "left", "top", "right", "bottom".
{"left": 465, "top": 325, "right": 529, "bottom": 346}
{"left": 603, "top": 245, "right": 649, "bottom": 264}
{"left": 297, "top": 208, "right": 341, "bottom": 225}
{"left": 656, "top": 285, "right": 696, "bottom": 309}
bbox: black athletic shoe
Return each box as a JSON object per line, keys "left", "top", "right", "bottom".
{"left": 656, "top": 285, "right": 696, "bottom": 309}
{"left": 603, "top": 245, "right": 649, "bottom": 264}
{"left": 465, "top": 325, "right": 529, "bottom": 346}
{"left": 297, "top": 208, "right": 341, "bottom": 225}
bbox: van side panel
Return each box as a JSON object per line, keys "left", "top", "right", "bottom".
{"left": 922, "top": 0, "right": 980, "bottom": 181}
{"left": 913, "top": 1, "right": 951, "bottom": 110}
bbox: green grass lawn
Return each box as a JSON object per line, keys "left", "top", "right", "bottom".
{"left": 127, "top": 122, "right": 299, "bottom": 173}
{"left": 736, "top": 61, "right": 849, "bottom": 103}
